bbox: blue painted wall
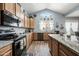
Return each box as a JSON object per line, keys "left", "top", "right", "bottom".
{"left": 33, "top": 9, "right": 65, "bottom": 33}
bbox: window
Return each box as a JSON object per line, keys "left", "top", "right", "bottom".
{"left": 65, "top": 20, "right": 78, "bottom": 33}
{"left": 39, "top": 12, "right": 54, "bottom": 32}
{"left": 49, "top": 21, "right": 54, "bottom": 30}
{"left": 39, "top": 21, "right": 46, "bottom": 31}
{"left": 39, "top": 20, "right": 54, "bottom": 32}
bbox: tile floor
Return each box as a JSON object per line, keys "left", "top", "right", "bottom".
{"left": 26, "top": 41, "right": 51, "bottom": 56}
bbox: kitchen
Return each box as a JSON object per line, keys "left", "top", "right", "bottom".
{"left": 0, "top": 3, "right": 79, "bottom": 56}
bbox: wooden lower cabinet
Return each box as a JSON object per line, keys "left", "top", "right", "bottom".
{"left": 3, "top": 50, "right": 12, "bottom": 56}
{"left": 48, "top": 36, "right": 52, "bottom": 53}
{"left": 49, "top": 36, "right": 79, "bottom": 56}
{"left": 59, "top": 43, "right": 79, "bottom": 56}
{"left": 51, "top": 38, "right": 59, "bottom": 56}
{"left": 0, "top": 44, "right": 12, "bottom": 56}
{"left": 33, "top": 33, "right": 43, "bottom": 41}
{"left": 26, "top": 32, "right": 33, "bottom": 49}
{"left": 59, "top": 49, "right": 67, "bottom": 56}
{"left": 37, "top": 33, "right": 43, "bottom": 41}
{"left": 33, "top": 33, "right": 37, "bottom": 41}
{"left": 33, "top": 32, "right": 49, "bottom": 41}
{"left": 43, "top": 33, "right": 49, "bottom": 41}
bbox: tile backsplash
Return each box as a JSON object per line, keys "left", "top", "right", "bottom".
{"left": 0, "top": 26, "right": 26, "bottom": 34}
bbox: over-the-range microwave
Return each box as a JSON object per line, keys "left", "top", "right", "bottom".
{"left": 0, "top": 10, "right": 20, "bottom": 27}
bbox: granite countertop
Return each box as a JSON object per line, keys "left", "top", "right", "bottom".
{"left": 48, "top": 34, "right": 79, "bottom": 54}
{"left": 0, "top": 32, "right": 16, "bottom": 36}
{"left": 0, "top": 40, "right": 13, "bottom": 49}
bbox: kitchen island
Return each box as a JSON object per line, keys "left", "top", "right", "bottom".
{"left": 48, "top": 34, "right": 79, "bottom": 56}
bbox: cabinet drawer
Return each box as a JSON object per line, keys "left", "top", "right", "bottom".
{"left": 59, "top": 49, "right": 67, "bottom": 56}
{"left": 3, "top": 50, "right": 12, "bottom": 56}
{"left": 59, "top": 43, "right": 78, "bottom": 56}
{"left": 0, "top": 44, "right": 12, "bottom": 56}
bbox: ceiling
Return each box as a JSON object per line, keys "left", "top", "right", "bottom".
{"left": 66, "top": 8, "right": 79, "bottom": 17}
{"left": 20, "top": 3, "right": 79, "bottom": 15}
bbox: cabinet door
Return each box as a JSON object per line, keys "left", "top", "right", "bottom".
{"left": 5, "top": 3, "right": 15, "bottom": 15}
{"left": 26, "top": 33, "right": 33, "bottom": 49}
{"left": 48, "top": 36, "right": 52, "bottom": 52}
{"left": 37, "top": 33, "right": 43, "bottom": 41}
{"left": 25, "top": 16, "right": 29, "bottom": 28}
{"left": 20, "top": 12, "right": 24, "bottom": 20}
{"left": 29, "top": 18, "right": 31, "bottom": 28}
{"left": 29, "top": 33, "right": 32, "bottom": 45}
{"left": 25, "top": 16, "right": 27, "bottom": 27}
{"left": 19, "top": 13, "right": 25, "bottom": 27}
{"left": 30, "top": 18, "right": 35, "bottom": 28}
{"left": 32, "top": 19, "right": 35, "bottom": 28}
{"left": 0, "top": 44, "right": 12, "bottom": 56}
{"left": 43, "top": 33, "right": 49, "bottom": 41}
{"left": 26, "top": 34, "right": 30, "bottom": 49}
{"left": 52, "top": 39, "right": 58, "bottom": 56}
{"left": 19, "top": 19, "right": 24, "bottom": 27}
{"left": 0, "top": 3, "right": 5, "bottom": 10}
{"left": 16, "top": 3, "right": 21, "bottom": 18}
{"left": 33, "top": 33, "right": 37, "bottom": 41}
{"left": 25, "top": 17, "right": 30, "bottom": 28}
{"left": 3, "top": 50, "right": 12, "bottom": 56}
{"left": 25, "top": 17, "right": 35, "bottom": 28}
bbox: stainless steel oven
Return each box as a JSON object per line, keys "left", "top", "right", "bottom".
{"left": 12, "top": 35, "right": 26, "bottom": 56}
{"left": 0, "top": 29, "right": 26, "bottom": 56}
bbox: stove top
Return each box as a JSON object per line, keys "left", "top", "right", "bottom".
{"left": 0, "top": 29, "right": 26, "bottom": 41}
{"left": 0, "top": 30, "right": 18, "bottom": 40}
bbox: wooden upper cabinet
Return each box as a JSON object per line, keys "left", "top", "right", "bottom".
{"left": 19, "top": 12, "right": 25, "bottom": 27}
{"left": 15, "top": 3, "right": 21, "bottom": 18}
{"left": 4, "top": 3, "right": 15, "bottom": 15}
{"left": 25, "top": 16, "right": 30, "bottom": 28}
{"left": 30, "top": 18, "right": 33, "bottom": 28}
{"left": 31, "top": 19, "right": 35, "bottom": 28}
{"left": 20, "top": 12, "right": 24, "bottom": 20}
{"left": 30, "top": 18, "right": 35, "bottom": 28}
{"left": 25, "top": 15, "right": 28, "bottom": 28}
{"left": 25, "top": 17, "right": 35, "bottom": 28}
{"left": 16, "top": 3, "right": 25, "bottom": 27}
{"left": 0, "top": 3, "right": 15, "bottom": 15}
{"left": 0, "top": 3, "right": 5, "bottom": 10}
